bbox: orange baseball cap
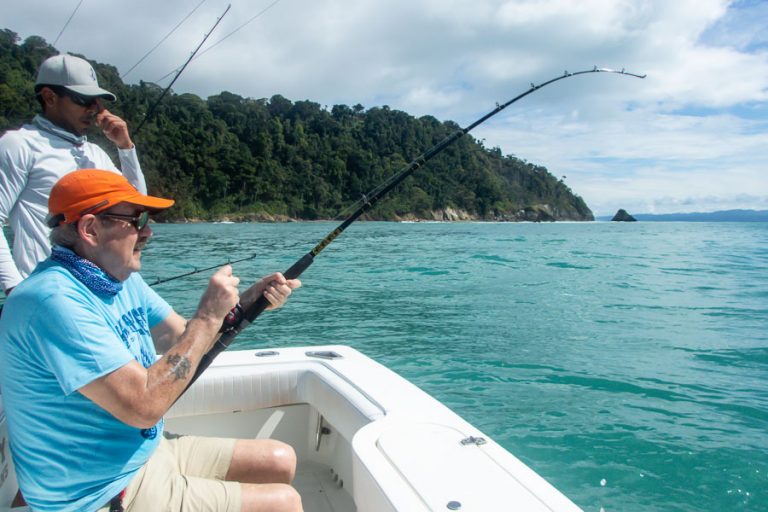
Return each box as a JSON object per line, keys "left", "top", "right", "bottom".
{"left": 48, "top": 169, "right": 175, "bottom": 227}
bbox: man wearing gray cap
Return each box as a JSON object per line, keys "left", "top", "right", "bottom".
{"left": 0, "top": 53, "right": 147, "bottom": 295}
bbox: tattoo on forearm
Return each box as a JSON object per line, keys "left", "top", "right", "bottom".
{"left": 166, "top": 354, "right": 192, "bottom": 381}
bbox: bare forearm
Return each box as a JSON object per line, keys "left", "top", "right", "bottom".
{"left": 81, "top": 266, "right": 245, "bottom": 428}
{"left": 146, "top": 318, "right": 218, "bottom": 407}
{"left": 81, "top": 326, "right": 211, "bottom": 427}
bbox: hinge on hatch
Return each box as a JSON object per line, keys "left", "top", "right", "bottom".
{"left": 306, "top": 350, "right": 343, "bottom": 360}
{"left": 460, "top": 436, "right": 487, "bottom": 446}
{"left": 315, "top": 413, "right": 331, "bottom": 451}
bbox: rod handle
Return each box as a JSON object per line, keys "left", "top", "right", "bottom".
{"left": 284, "top": 253, "right": 314, "bottom": 280}
{"left": 218, "top": 252, "right": 315, "bottom": 331}
{"left": 182, "top": 252, "right": 316, "bottom": 395}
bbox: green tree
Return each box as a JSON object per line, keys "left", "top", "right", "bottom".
{"left": 0, "top": 28, "right": 594, "bottom": 222}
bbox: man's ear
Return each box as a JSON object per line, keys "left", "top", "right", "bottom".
{"left": 38, "top": 87, "right": 58, "bottom": 110}
{"left": 77, "top": 215, "right": 101, "bottom": 247}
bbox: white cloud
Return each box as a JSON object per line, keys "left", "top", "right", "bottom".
{"left": 3, "top": 0, "right": 767, "bottom": 215}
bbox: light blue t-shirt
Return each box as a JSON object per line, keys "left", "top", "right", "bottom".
{"left": 0, "top": 259, "right": 172, "bottom": 512}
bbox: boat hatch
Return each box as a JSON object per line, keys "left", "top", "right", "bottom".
{"left": 376, "top": 423, "right": 556, "bottom": 511}
{"left": 306, "top": 350, "right": 343, "bottom": 360}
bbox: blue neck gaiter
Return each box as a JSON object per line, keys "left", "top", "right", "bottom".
{"left": 50, "top": 245, "right": 123, "bottom": 297}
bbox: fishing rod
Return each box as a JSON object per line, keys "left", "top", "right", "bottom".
{"left": 132, "top": 4, "right": 231, "bottom": 138}
{"left": 122, "top": 0, "right": 210, "bottom": 79}
{"left": 183, "top": 66, "right": 646, "bottom": 392}
{"left": 52, "top": 0, "right": 84, "bottom": 47}
{"left": 155, "top": 0, "right": 286, "bottom": 84}
{"left": 148, "top": 253, "right": 257, "bottom": 287}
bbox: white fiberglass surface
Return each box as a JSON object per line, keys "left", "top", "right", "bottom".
{"left": 165, "top": 405, "right": 357, "bottom": 512}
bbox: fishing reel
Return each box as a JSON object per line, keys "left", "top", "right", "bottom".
{"left": 220, "top": 303, "right": 245, "bottom": 333}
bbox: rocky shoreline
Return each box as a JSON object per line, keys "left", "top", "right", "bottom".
{"left": 167, "top": 204, "right": 594, "bottom": 223}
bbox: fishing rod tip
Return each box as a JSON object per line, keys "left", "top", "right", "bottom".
{"left": 592, "top": 66, "right": 647, "bottom": 78}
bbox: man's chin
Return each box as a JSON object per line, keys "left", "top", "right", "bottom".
{"left": 129, "top": 251, "right": 143, "bottom": 271}
{"left": 78, "top": 120, "right": 95, "bottom": 134}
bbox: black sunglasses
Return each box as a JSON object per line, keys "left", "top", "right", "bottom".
{"left": 63, "top": 90, "right": 100, "bottom": 108}
{"left": 98, "top": 211, "right": 151, "bottom": 231}
{"left": 43, "top": 85, "right": 101, "bottom": 108}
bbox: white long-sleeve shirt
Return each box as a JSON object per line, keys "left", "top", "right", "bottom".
{"left": 0, "top": 115, "right": 147, "bottom": 292}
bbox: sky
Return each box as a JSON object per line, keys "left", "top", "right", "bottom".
{"left": 4, "top": 0, "right": 767, "bottom": 216}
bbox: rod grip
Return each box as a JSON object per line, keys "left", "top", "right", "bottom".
{"left": 182, "top": 252, "right": 316, "bottom": 395}
{"left": 218, "top": 252, "right": 314, "bottom": 332}
{"left": 284, "top": 253, "right": 314, "bottom": 280}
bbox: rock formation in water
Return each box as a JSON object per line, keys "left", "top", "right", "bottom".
{"left": 611, "top": 209, "right": 637, "bottom": 222}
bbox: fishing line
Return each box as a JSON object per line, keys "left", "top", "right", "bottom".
{"left": 179, "top": 66, "right": 646, "bottom": 394}
{"left": 132, "top": 4, "right": 231, "bottom": 138}
{"left": 147, "top": 254, "right": 257, "bottom": 287}
{"left": 122, "top": 0, "right": 209, "bottom": 79}
{"left": 52, "top": 0, "right": 85, "bottom": 47}
{"left": 154, "top": 0, "right": 285, "bottom": 84}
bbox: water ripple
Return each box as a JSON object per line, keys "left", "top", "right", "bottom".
{"left": 144, "top": 221, "right": 768, "bottom": 512}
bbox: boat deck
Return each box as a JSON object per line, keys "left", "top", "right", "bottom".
{"left": 295, "top": 460, "right": 356, "bottom": 512}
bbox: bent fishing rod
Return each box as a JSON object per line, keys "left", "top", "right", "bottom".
{"left": 183, "top": 66, "right": 646, "bottom": 392}
{"left": 132, "top": 4, "right": 231, "bottom": 138}
{"left": 148, "top": 253, "right": 257, "bottom": 287}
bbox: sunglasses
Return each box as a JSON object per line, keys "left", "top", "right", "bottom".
{"left": 44, "top": 86, "right": 101, "bottom": 108}
{"left": 63, "top": 90, "right": 100, "bottom": 108}
{"left": 98, "top": 211, "right": 151, "bottom": 231}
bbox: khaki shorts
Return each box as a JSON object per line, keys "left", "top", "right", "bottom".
{"left": 98, "top": 433, "right": 241, "bottom": 512}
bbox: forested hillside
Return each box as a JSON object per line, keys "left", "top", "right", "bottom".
{"left": 0, "top": 29, "right": 593, "bottom": 222}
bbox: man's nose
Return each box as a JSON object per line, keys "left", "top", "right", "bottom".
{"left": 88, "top": 99, "right": 103, "bottom": 113}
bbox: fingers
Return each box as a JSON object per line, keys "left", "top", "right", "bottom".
{"left": 261, "top": 273, "right": 301, "bottom": 311}
{"left": 217, "top": 271, "right": 301, "bottom": 313}
{"left": 96, "top": 109, "right": 133, "bottom": 149}
{"left": 260, "top": 272, "right": 301, "bottom": 289}
{"left": 263, "top": 282, "right": 292, "bottom": 310}
{"left": 195, "top": 265, "right": 240, "bottom": 323}
{"left": 213, "top": 265, "right": 240, "bottom": 305}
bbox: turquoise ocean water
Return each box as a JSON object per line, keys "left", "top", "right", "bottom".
{"left": 142, "top": 221, "right": 768, "bottom": 512}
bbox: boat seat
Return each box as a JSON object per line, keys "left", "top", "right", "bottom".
{"left": 168, "top": 361, "right": 384, "bottom": 441}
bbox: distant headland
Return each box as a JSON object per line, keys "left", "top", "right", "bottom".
{"left": 597, "top": 209, "right": 768, "bottom": 222}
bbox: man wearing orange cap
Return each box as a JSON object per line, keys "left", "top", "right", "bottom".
{"left": 0, "top": 54, "right": 147, "bottom": 296}
{"left": 0, "top": 169, "right": 303, "bottom": 512}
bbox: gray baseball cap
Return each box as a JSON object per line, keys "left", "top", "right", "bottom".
{"left": 36, "top": 54, "right": 116, "bottom": 101}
